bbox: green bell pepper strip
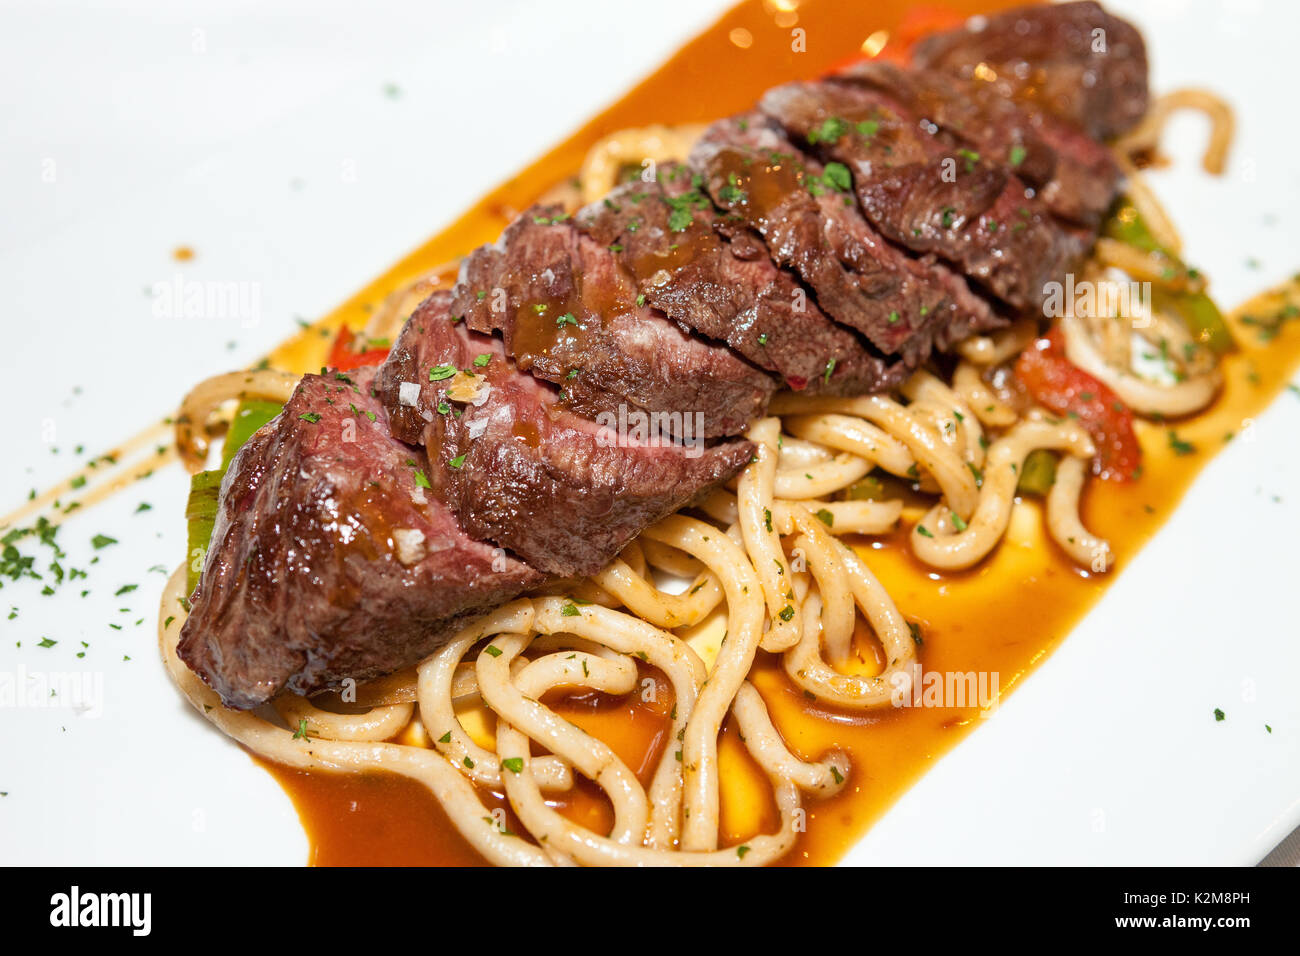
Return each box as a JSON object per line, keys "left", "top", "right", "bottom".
{"left": 1103, "top": 200, "right": 1235, "bottom": 355}
{"left": 220, "top": 399, "right": 284, "bottom": 470}
{"left": 841, "top": 475, "right": 886, "bottom": 501}
{"left": 1016, "top": 449, "right": 1058, "bottom": 497}
{"left": 185, "top": 399, "right": 284, "bottom": 594}
{"left": 184, "top": 469, "right": 223, "bottom": 595}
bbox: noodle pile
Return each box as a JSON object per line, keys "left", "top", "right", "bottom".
{"left": 161, "top": 91, "right": 1232, "bottom": 865}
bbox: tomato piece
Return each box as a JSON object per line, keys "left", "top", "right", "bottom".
{"left": 1014, "top": 328, "right": 1142, "bottom": 482}
{"left": 327, "top": 325, "right": 391, "bottom": 371}
{"left": 825, "top": 6, "right": 968, "bottom": 73}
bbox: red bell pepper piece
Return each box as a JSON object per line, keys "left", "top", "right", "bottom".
{"left": 327, "top": 325, "right": 391, "bottom": 372}
{"left": 1014, "top": 328, "right": 1142, "bottom": 482}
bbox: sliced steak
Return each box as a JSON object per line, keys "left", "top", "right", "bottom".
{"left": 177, "top": 367, "right": 544, "bottom": 710}
{"left": 758, "top": 80, "right": 1091, "bottom": 311}
{"left": 447, "top": 208, "right": 774, "bottom": 439}
{"left": 834, "top": 61, "right": 1121, "bottom": 228}
{"left": 575, "top": 164, "right": 910, "bottom": 393}
{"left": 691, "top": 113, "right": 1003, "bottom": 351}
{"left": 690, "top": 114, "right": 949, "bottom": 361}
{"left": 375, "top": 291, "right": 755, "bottom": 577}
{"left": 910, "top": 1, "right": 1149, "bottom": 142}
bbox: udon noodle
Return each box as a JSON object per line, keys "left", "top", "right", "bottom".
{"left": 160, "top": 91, "right": 1233, "bottom": 865}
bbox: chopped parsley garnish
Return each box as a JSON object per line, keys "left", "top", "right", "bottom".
{"left": 448, "top": 454, "right": 467, "bottom": 469}
{"left": 821, "top": 161, "right": 851, "bottom": 192}
{"left": 429, "top": 364, "right": 457, "bottom": 381}
{"left": 667, "top": 206, "right": 695, "bottom": 231}
{"left": 297, "top": 412, "right": 321, "bottom": 424}
{"left": 718, "top": 182, "right": 747, "bottom": 204}
{"left": 501, "top": 757, "right": 524, "bottom": 774}
{"left": 1167, "top": 430, "right": 1196, "bottom": 456}
{"left": 413, "top": 470, "right": 432, "bottom": 489}
{"left": 473, "top": 354, "right": 491, "bottom": 367}
{"left": 664, "top": 186, "right": 711, "bottom": 231}
{"left": 807, "top": 116, "right": 848, "bottom": 144}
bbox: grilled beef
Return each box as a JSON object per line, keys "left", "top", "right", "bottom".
{"left": 911, "top": 0, "right": 1149, "bottom": 142}
{"left": 691, "top": 114, "right": 949, "bottom": 360}
{"left": 447, "top": 208, "right": 775, "bottom": 439}
{"left": 575, "top": 164, "right": 911, "bottom": 394}
{"left": 376, "top": 291, "right": 755, "bottom": 577}
{"left": 177, "top": 368, "right": 545, "bottom": 710}
{"left": 758, "top": 80, "right": 1092, "bottom": 312}
{"left": 834, "top": 61, "right": 1121, "bottom": 228}
{"left": 692, "top": 113, "right": 1005, "bottom": 352}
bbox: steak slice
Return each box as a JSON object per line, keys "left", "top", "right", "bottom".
{"left": 177, "top": 367, "right": 544, "bottom": 711}
{"left": 690, "top": 114, "right": 1003, "bottom": 353}
{"left": 834, "top": 61, "right": 1121, "bottom": 228}
{"left": 689, "top": 114, "right": 950, "bottom": 361}
{"left": 447, "top": 208, "right": 775, "bottom": 439}
{"left": 910, "top": 1, "right": 1149, "bottom": 142}
{"left": 758, "top": 80, "right": 1091, "bottom": 311}
{"left": 375, "top": 291, "right": 755, "bottom": 577}
{"left": 575, "top": 164, "right": 910, "bottom": 394}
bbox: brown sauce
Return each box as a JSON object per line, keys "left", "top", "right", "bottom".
{"left": 240, "top": 0, "right": 1300, "bottom": 865}
{"left": 712, "top": 146, "right": 808, "bottom": 226}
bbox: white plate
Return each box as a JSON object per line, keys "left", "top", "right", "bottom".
{"left": 1, "top": 0, "right": 1297, "bottom": 865}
